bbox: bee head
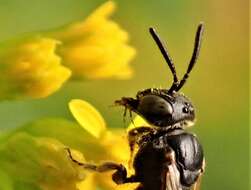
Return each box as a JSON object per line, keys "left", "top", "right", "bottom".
{"left": 136, "top": 91, "right": 195, "bottom": 127}
{"left": 115, "top": 23, "right": 204, "bottom": 129}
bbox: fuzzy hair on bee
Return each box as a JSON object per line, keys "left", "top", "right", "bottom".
{"left": 67, "top": 23, "right": 205, "bottom": 190}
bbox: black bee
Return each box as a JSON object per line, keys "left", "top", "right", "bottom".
{"left": 67, "top": 23, "right": 205, "bottom": 190}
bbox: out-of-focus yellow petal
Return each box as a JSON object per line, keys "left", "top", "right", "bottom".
{"left": 55, "top": 1, "right": 116, "bottom": 40}
{"left": 77, "top": 174, "right": 96, "bottom": 190}
{"left": 52, "top": 1, "right": 136, "bottom": 80}
{"left": 94, "top": 172, "right": 116, "bottom": 190}
{"left": 0, "top": 37, "right": 71, "bottom": 99}
{"left": 115, "top": 183, "right": 141, "bottom": 190}
{"left": 67, "top": 99, "right": 143, "bottom": 190}
{"left": 127, "top": 115, "right": 149, "bottom": 131}
{"left": 0, "top": 132, "right": 86, "bottom": 190}
{"left": 69, "top": 99, "right": 106, "bottom": 138}
{"left": 102, "top": 131, "right": 130, "bottom": 163}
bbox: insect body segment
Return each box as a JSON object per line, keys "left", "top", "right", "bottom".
{"left": 67, "top": 23, "right": 205, "bottom": 190}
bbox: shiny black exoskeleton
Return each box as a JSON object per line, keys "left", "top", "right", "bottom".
{"left": 67, "top": 23, "right": 205, "bottom": 190}
{"left": 133, "top": 129, "right": 204, "bottom": 190}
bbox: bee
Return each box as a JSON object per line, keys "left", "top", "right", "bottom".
{"left": 67, "top": 23, "right": 205, "bottom": 190}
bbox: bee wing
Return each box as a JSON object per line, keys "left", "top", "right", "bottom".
{"left": 164, "top": 162, "right": 182, "bottom": 190}
{"left": 165, "top": 166, "right": 204, "bottom": 190}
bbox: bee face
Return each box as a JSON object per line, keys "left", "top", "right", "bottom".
{"left": 171, "top": 93, "right": 195, "bottom": 126}
{"left": 135, "top": 92, "right": 195, "bottom": 128}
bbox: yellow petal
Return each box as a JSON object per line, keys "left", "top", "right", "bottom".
{"left": 52, "top": 1, "right": 136, "bottom": 80}
{"left": 53, "top": 1, "right": 116, "bottom": 41}
{"left": 127, "top": 115, "right": 149, "bottom": 132}
{"left": 115, "top": 183, "right": 141, "bottom": 190}
{"left": 0, "top": 132, "right": 86, "bottom": 190}
{"left": 69, "top": 99, "right": 106, "bottom": 138}
{"left": 77, "top": 173, "right": 96, "bottom": 190}
{"left": 0, "top": 37, "right": 71, "bottom": 99}
{"left": 96, "top": 170, "right": 140, "bottom": 190}
{"left": 95, "top": 172, "right": 117, "bottom": 190}
{"left": 102, "top": 131, "right": 130, "bottom": 163}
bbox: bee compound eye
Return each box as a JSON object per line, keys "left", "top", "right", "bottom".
{"left": 138, "top": 95, "right": 173, "bottom": 116}
{"left": 159, "top": 100, "right": 173, "bottom": 114}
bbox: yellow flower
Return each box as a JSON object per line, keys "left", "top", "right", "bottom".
{"left": 69, "top": 99, "right": 146, "bottom": 190}
{"left": 53, "top": 1, "right": 136, "bottom": 79}
{"left": 0, "top": 37, "right": 71, "bottom": 99}
{"left": 0, "top": 132, "right": 87, "bottom": 190}
{"left": 0, "top": 1, "right": 136, "bottom": 100}
{"left": 0, "top": 99, "right": 147, "bottom": 190}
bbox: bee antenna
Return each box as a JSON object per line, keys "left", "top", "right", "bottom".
{"left": 149, "top": 27, "right": 179, "bottom": 93}
{"left": 175, "top": 22, "right": 204, "bottom": 91}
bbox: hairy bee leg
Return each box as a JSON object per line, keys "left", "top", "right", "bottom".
{"left": 66, "top": 147, "right": 121, "bottom": 171}
{"left": 66, "top": 148, "right": 138, "bottom": 184}
{"left": 112, "top": 165, "right": 139, "bottom": 184}
{"left": 129, "top": 110, "right": 135, "bottom": 126}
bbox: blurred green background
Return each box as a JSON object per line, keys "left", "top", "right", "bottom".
{"left": 0, "top": 0, "right": 249, "bottom": 189}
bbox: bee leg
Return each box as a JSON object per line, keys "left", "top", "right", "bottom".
{"left": 111, "top": 164, "right": 139, "bottom": 184}
{"left": 129, "top": 110, "right": 135, "bottom": 126}
{"left": 66, "top": 148, "right": 139, "bottom": 184}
